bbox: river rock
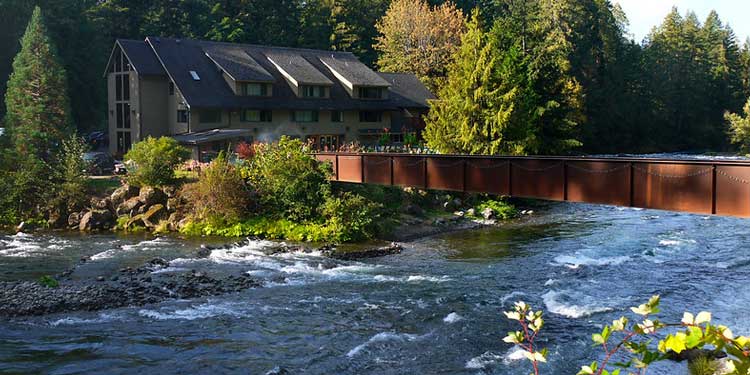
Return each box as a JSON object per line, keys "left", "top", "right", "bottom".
{"left": 110, "top": 184, "right": 139, "bottom": 205}
{"left": 125, "top": 214, "right": 147, "bottom": 231}
{"left": 482, "top": 207, "right": 495, "bottom": 220}
{"left": 325, "top": 242, "right": 403, "bottom": 260}
{"left": 117, "top": 196, "right": 142, "bottom": 216}
{"left": 162, "top": 185, "right": 177, "bottom": 198}
{"left": 47, "top": 207, "right": 67, "bottom": 228}
{"left": 91, "top": 197, "right": 112, "bottom": 211}
{"left": 466, "top": 208, "right": 476, "bottom": 217}
{"left": 142, "top": 204, "right": 168, "bottom": 228}
{"left": 79, "top": 210, "right": 114, "bottom": 231}
{"left": 405, "top": 203, "right": 424, "bottom": 216}
{"left": 68, "top": 212, "right": 81, "bottom": 228}
{"left": 138, "top": 187, "right": 167, "bottom": 207}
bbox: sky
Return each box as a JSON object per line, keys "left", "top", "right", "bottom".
{"left": 612, "top": 0, "right": 750, "bottom": 43}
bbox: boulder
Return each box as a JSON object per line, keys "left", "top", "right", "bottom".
{"left": 68, "top": 212, "right": 81, "bottom": 228}
{"left": 125, "top": 214, "right": 146, "bottom": 230}
{"left": 466, "top": 208, "right": 476, "bottom": 217}
{"left": 162, "top": 185, "right": 177, "bottom": 198}
{"left": 481, "top": 207, "right": 495, "bottom": 220}
{"left": 142, "top": 204, "right": 168, "bottom": 228}
{"left": 91, "top": 197, "right": 112, "bottom": 211}
{"left": 405, "top": 203, "right": 424, "bottom": 216}
{"left": 116, "top": 197, "right": 142, "bottom": 216}
{"left": 167, "top": 197, "right": 180, "bottom": 212}
{"left": 138, "top": 187, "right": 167, "bottom": 207}
{"left": 79, "top": 210, "right": 114, "bottom": 231}
{"left": 110, "top": 184, "right": 139, "bottom": 206}
{"left": 443, "top": 197, "right": 463, "bottom": 211}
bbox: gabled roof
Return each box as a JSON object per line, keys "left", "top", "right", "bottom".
{"left": 320, "top": 54, "right": 391, "bottom": 87}
{"left": 265, "top": 49, "right": 334, "bottom": 86}
{"left": 379, "top": 73, "right": 435, "bottom": 108}
{"left": 204, "top": 45, "right": 275, "bottom": 82}
{"left": 117, "top": 37, "right": 431, "bottom": 111}
{"left": 105, "top": 39, "right": 166, "bottom": 77}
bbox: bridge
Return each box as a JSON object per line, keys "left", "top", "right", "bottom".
{"left": 314, "top": 153, "right": 750, "bottom": 218}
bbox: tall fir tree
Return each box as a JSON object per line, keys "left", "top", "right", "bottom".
{"left": 4, "top": 6, "right": 72, "bottom": 159}
{"left": 423, "top": 10, "right": 527, "bottom": 155}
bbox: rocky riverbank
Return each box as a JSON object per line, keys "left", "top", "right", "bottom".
{"left": 0, "top": 240, "right": 405, "bottom": 318}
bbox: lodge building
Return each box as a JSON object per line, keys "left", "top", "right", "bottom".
{"left": 104, "top": 37, "right": 434, "bottom": 160}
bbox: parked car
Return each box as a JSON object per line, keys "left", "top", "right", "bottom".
{"left": 86, "top": 131, "right": 108, "bottom": 149}
{"left": 114, "top": 160, "right": 128, "bottom": 175}
{"left": 83, "top": 152, "right": 115, "bottom": 175}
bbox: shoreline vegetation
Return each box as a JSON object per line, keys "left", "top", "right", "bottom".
{"left": 3, "top": 136, "right": 521, "bottom": 248}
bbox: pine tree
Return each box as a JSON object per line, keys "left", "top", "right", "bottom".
{"left": 423, "top": 10, "right": 525, "bottom": 155}
{"left": 3, "top": 6, "right": 73, "bottom": 160}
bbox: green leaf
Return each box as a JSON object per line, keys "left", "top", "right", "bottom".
{"left": 662, "top": 333, "right": 687, "bottom": 353}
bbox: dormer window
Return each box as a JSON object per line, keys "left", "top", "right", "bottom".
{"left": 300, "top": 85, "right": 329, "bottom": 98}
{"left": 241, "top": 82, "right": 270, "bottom": 96}
{"left": 358, "top": 87, "right": 385, "bottom": 99}
{"left": 190, "top": 70, "right": 201, "bottom": 81}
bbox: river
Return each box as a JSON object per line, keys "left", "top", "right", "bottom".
{"left": 1, "top": 202, "right": 749, "bottom": 374}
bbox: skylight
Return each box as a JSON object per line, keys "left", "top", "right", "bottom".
{"left": 189, "top": 70, "right": 201, "bottom": 81}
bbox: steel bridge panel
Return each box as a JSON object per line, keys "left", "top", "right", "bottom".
{"left": 315, "top": 154, "right": 338, "bottom": 180}
{"left": 567, "top": 161, "right": 631, "bottom": 206}
{"left": 363, "top": 155, "right": 392, "bottom": 185}
{"left": 632, "top": 163, "right": 713, "bottom": 214}
{"left": 337, "top": 155, "right": 363, "bottom": 183}
{"left": 511, "top": 160, "right": 565, "bottom": 200}
{"left": 715, "top": 165, "right": 750, "bottom": 217}
{"left": 426, "top": 157, "right": 465, "bottom": 191}
{"left": 393, "top": 156, "right": 426, "bottom": 188}
{"left": 465, "top": 158, "right": 510, "bottom": 195}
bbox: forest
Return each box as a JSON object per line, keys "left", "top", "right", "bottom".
{"left": 1, "top": 0, "right": 749, "bottom": 154}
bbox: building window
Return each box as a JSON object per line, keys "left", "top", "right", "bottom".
{"left": 359, "top": 111, "right": 382, "bottom": 122}
{"left": 116, "top": 131, "right": 132, "bottom": 154}
{"left": 115, "top": 74, "right": 129, "bottom": 101}
{"left": 358, "top": 86, "right": 384, "bottom": 99}
{"left": 116, "top": 103, "right": 131, "bottom": 129}
{"left": 169, "top": 82, "right": 174, "bottom": 95}
{"left": 200, "top": 110, "right": 222, "bottom": 123}
{"left": 293, "top": 110, "right": 318, "bottom": 122}
{"left": 177, "top": 110, "right": 189, "bottom": 123}
{"left": 331, "top": 111, "right": 343, "bottom": 122}
{"left": 300, "top": 85, "right": 327, "bottom": 98}
{"left": 241, "top": 109, "right": 272, "bottom": 122}
{"left": 242, "top": 83, "right": 268, "bottom": 96}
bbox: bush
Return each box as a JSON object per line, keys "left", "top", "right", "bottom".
{"left": 244, "top": 136, "right": 331, "bottom": 221}
{"left": 124, "top": 136, "right": 189, "bottom": 187}
{"left": 49, "top": 136, "right": 89, "bottom": 214}
{"left": 475, "top": 198, "right": 517, "bottom": 220}
{"left": 726, "top": 99, "right": 750, "bottom": 154}
{"left": 181, "top": 152, "right": 252, "bottom": 223}
{"left": 322, "top": 192, "right": 382, "bottom": 242}
{"left": 0, "top": 152, "right": 51, "bottom": 225}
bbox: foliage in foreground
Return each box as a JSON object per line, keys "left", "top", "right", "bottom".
{"left": 124, "top": 136, "right": 190, "bottom": 187}
{"left": 504, "top": 296, "right": 750, "bottom": 375}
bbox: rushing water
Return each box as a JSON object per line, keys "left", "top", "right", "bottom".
{"left": 1, "top": 202, "right": 749, "bottom": 374}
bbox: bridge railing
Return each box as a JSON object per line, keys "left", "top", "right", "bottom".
{"left": 313, "top": 153, "right": 750, "bottom": 218}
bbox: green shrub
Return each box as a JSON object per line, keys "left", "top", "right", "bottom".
{"left": 181, "top": 152, "right": 252, "bottom": 223}
{"left": 322, "top": 191, "right": 382, "bottom": 242}
{"left": 124, "top": 136, "right": 189, "bottom": 187}
{"left": 476, "top": 198, "right": 517, "bottom": 220}
{"left": 244, "top": 136, "right": 331, "bottom": 221}
{"left": 49, "top": 136, "right": 89, "bottom": 214}
{"left": 0, "top": 152, "right": 51, "bottom": 225}
{"left": 38, "top": 275, "right": 59, "bottom": 288}
{"left": 180, "top": 217, "right": 335, "bottom": 242}
{"left": 688, "top": 356, "right": 720, "bottom": 375}
{"left": 726, "top": 99, "right": 750, "bottom": 154}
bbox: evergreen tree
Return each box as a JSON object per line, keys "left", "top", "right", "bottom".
{"left": 3, "top": 6, "right": 72, "bottom": 159}
{"left": 424, "top": 10, "right": 526, "bottom": 155}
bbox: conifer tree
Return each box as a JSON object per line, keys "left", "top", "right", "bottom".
{"left": 4, "top": 6, "right": 72, "bottom": 160}
{"left": 423, "top": 10, "right": 526, "bottom": 155}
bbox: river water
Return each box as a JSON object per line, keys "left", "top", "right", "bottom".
{"left": 1, "top": 202, "right": 749, "bottom": 374}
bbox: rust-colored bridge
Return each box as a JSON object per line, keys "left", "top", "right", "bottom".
{"left": 314, "top": 153, "right": 750, "bottom": 218}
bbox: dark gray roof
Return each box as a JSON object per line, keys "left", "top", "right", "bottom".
{"left": 141, "top": 37, "right": 430, "bottom": 111}
{"left": 320, "top": 54, "right": 390, "bottom": 87}
{"left": 265, "top": 49, "right": 333, "bottom": 86}
{"left": 379, "top": 73, "right": 435, "bottom": 108}
{"left": 173, "top": 128, "right": 253, "bottom": 145}
{"left": 204, "top": 45, "right": 275, "bottom": 82}
{"left": 117, "top": 39, "right": 166, "bottom": 76}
